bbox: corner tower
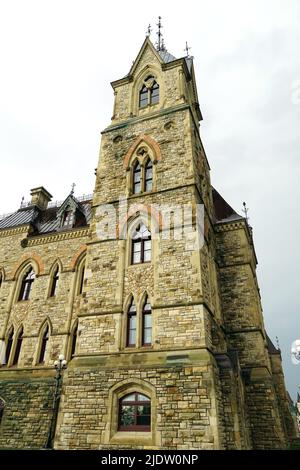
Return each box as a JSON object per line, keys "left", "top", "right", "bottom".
{"left": 55, "top": 37, "right": 290, "bottom": 450}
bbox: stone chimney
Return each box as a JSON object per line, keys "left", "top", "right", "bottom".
{"left": 30, "top": 187, "right": 52, "bottom": 210}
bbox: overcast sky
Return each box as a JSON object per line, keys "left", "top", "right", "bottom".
{"left": 0, "top": 1, "right": 299, "bottom": 399}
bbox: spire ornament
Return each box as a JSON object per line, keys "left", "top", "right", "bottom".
{"left": 184, "top": 41, "right": 191, "bottom": 58}
{"left": 146, "top": 24, "right": 152, "bottom": 37}
{"left": 156, "top": 16, "right": 163, "bottom": 51}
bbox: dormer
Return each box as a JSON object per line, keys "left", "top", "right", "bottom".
{"left": 110, "top": 37, "right": 202, "bottom": 125}
{"left": 57, "top": 193, "right": 87, "bottom": 231}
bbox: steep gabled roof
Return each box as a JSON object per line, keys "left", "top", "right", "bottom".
{"left": 212, "top": 187, "right": 243, "bottom": 223}
{"left": 267, "top": 335, "right": 281, "bottom": 355}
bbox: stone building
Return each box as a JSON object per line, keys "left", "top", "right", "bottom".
{"left": 0, "top": 37, "right": 295, "bottom": 449}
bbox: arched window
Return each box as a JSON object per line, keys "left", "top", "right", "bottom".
{"left": 70, "top": 323, "right": 78, "bottom": 358}
{"left": 38, "top": 325, "right": 49, "bottom": 364}
{"left": 12, "top": 327, "right": 23, "bottom": 366}
{"left": 5, "top": 329, "right": 14, "bottom": 365}
{"left": 144, "top": 158, "right": 153, "bottom": 192}
{"left": 49, "top": 266, "right": 59, "bottom": 297}
{"left": 126, "top": 299, "right": 137, "bottom": 347}
{"left": 0, "top": 398, "right": 4, "bottom": 425}
{"left": 118, "top": 392, "right": 151, "bottom": 431}
{"left": 138, "top": 76, "right": 159, "bottom": 108}
{"left": 131, "top": 223, "right": 151, "bottom": 264}
{"left": 18, "top": 267, "right": 35, "bottom": 301}
{"left": 142, "top": 297, "right": 152, "bottom": 346}
{"left": 133, "top": 160, "right": 141, "bottom": 194}
{"left": 78, "top": 263, "right": 85, "bottom": 295}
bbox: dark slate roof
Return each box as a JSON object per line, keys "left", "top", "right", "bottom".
{"left": 158, "top": 50, "right": 177, "bottom": 63}
{"left": 0, "top": 207, "right": 39, "bottom": 229}
{"left": 212, "top": 187, "right": 243, "bottom": 223}
{"left": 0, "top": 198, "right": 92, "bottom": 234}
{"left": 158, "top": 49, "right": 193, "bottom": 72}
{"left": 267, "top": 335, "right": 281, "bottom": 355}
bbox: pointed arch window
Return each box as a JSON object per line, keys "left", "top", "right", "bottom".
{"left": 142, "top": 297, "right": 152, "bottom": 346}
{"left": 77, "top": 262, "right": 85, "bottom": 295}
{"left": 12, "top": 327, "right": 23, "bottom": 366}
{"left": 49, "top": 266, "right": 59, "bottom": 297}
{"left": 38, "top": 325, "right": 49, "bottom": 364}
{"left": 70, "top": 323, "right": 78, "bottom": 358}
{"left": 18, "top": 267, "right": 35, "bottom": 301}
{"left": 131, "top": 223, "right": 151, "bottom": 264}
{"left": 144, "top": 158, "right": 153, "bottom": 192}
{"left": 138, "top": 76, "right": 159, "bottom": 108}
{"left": 0, "top": 398, "right": 4, "bottom": 425}
{"left": 119, "top": 392, "right": 151, "bottom": 431}
{"left": 5, "top": 329, "right": 14, "bottom": 365}
{"left": 133, "top": 160, "right": 141, "bottom": 194}
{"left": 126, "top": 299, "right": 137, "bottom": 347}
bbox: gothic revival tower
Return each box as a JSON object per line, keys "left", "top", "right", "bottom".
{"left": 0, "top": 36, "right": 294, "bottom": 450}
{"left": 54, "top": 38, "right": 291, "bottom": 449}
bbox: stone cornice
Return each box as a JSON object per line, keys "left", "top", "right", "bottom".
{"left": 0, "top": 225, "right": 30, "bottom": 238}
{"left": 24, "top": 228, "right": 90, "bottom": 246}
{"left": 214, "top": 220, "right": 246, "bottom": 232}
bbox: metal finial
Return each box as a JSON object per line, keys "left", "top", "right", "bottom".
{"left": 242, "top": 201, "right": 250, "bottom": 224}
{"left": 146, "top": 24, "right": 152, "bottom": 37}
{"left": 156, "top": 16, "right": 163, "bottom": 51}
{"left": 70, "top": 183, "right": 76, "bottom": 196}
{"left": 184, "top": 41, "right": 191, "bottom": 57}
{"left": 276, "top": 336, "right": 280, "bottom": 350}
{"left": 161, "top": 38, "right": 166, "bottom": 52}
{"left": 20, "top": 196, "right": 24, "bottom": 208}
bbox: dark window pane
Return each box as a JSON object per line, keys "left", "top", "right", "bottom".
{"left": 151, "top": 82, "right": 159, "bottom": 104}
{"left": 12, "top": 328, "right": 23, "bottom": 365}
{"left": 137, "top": 414, "right": 151, "bottom": 426}
{"left": 139, "top": 86, "right": 148, "bottom": 108}
{"left": 5, "top": 330, "right": 14, "bottom": 365}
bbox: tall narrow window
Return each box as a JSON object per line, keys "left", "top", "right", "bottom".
{"left": 18, "top": 267, "right": 35, "bottom": 301}
{"left": 139, "top": 84, "right": 148, "bottom": 108}
{"left": 38, "top": 325, "right": 49, "bottom": 364}
{"left": 150, "top": 81, "right": 159, "bottom": 104}
{"left": 131, "top": 224, "right": 151, "bottom": 264}
{"left": 119, "top": 392, "right": 151, "bottom": 431}
{"left": 0, "top": 273, "right": 2, "bottom": 290}
{"left": 49, "top": 266, "right": 59, "bottom": 297}
{"left": 133, "top": 161, "right": 141, "bottom": 194}
{"left": 70, "top": 323, "right": 78, "bottom": 358}
{"left": 78, "top": 264, "right": 85, "bottom": 295}
{"left": 144, "top": 159, "right": 153, "bottom": 192}
{"left": 126, "top": 299, "right": 137, "bottom": 347}
{"left": 5, "top": 329, "right": 14, "bottom": 365}
{"left": 0, "top": 398, "right": 4, "bottom": 425}
{"left": 139, "top": 76, "right": 159, "bottom": 108}
{"left": 12, "top": 327, "right": 23, "bottom": 366}
{"left": 142, "top": 297, "right": 152, "bottom": 346}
